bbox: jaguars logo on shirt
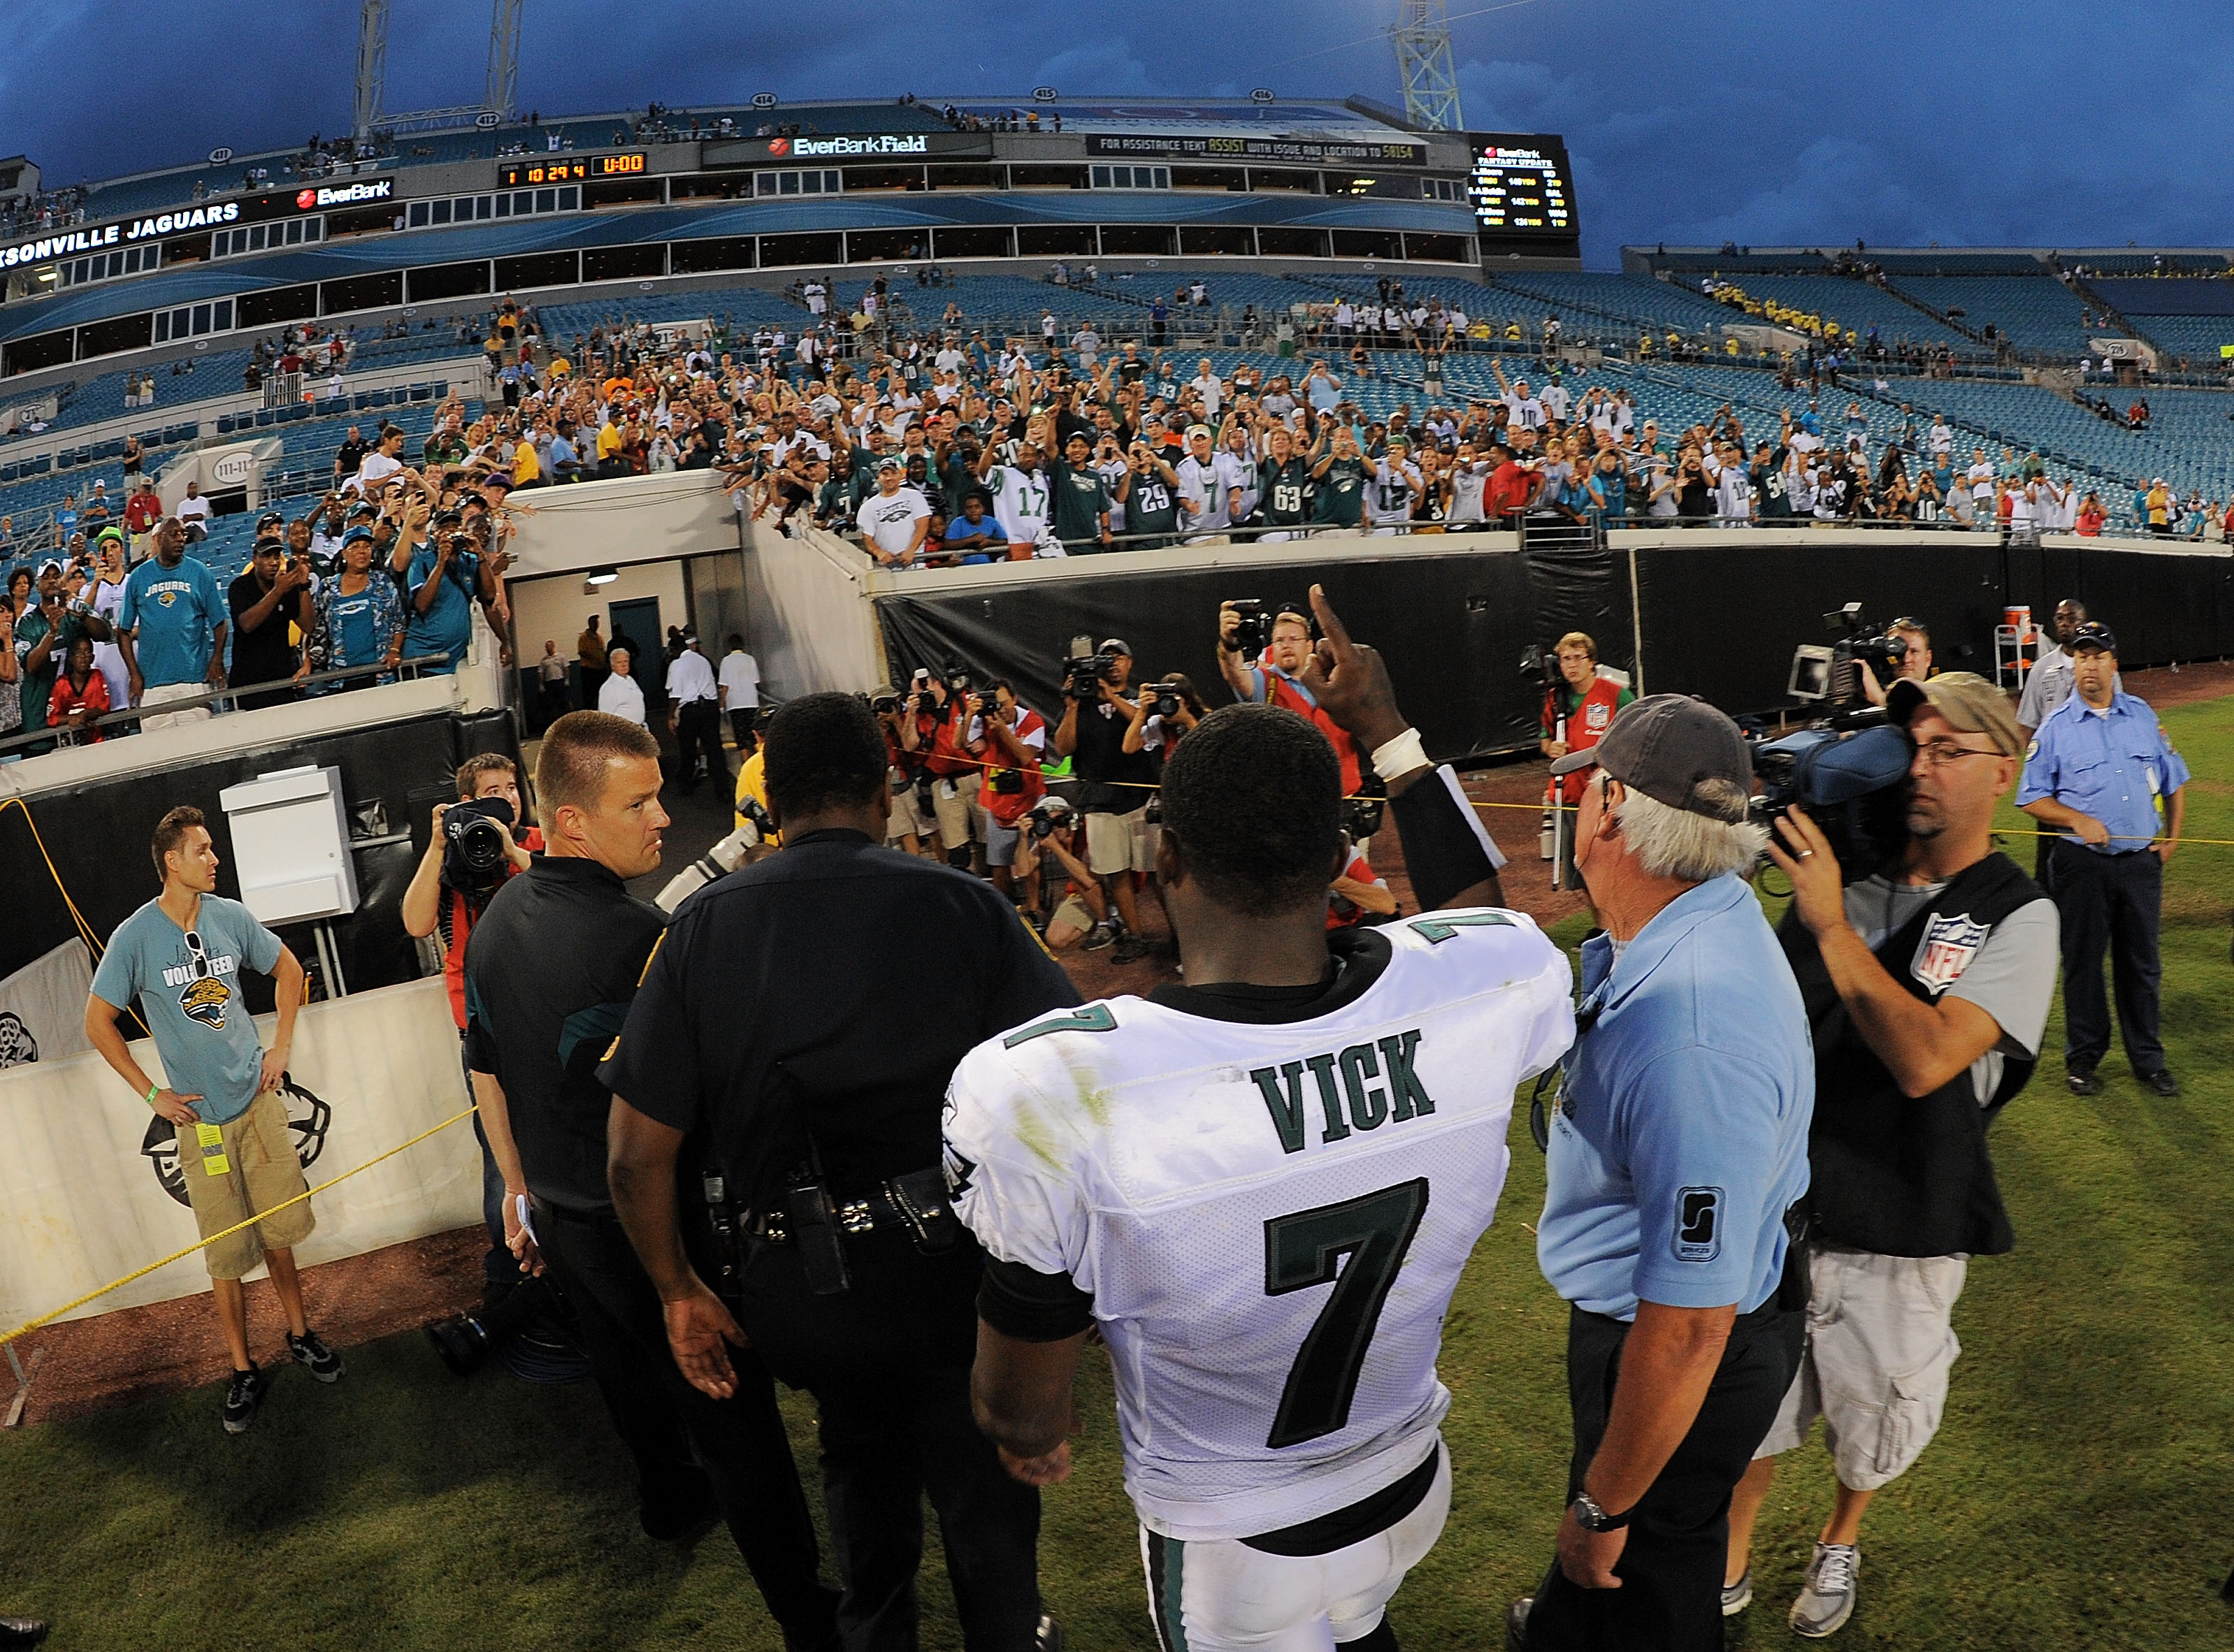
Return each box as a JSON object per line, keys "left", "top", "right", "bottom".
{"left": 180, "top": 974, "right": 233, "bottom": 1030}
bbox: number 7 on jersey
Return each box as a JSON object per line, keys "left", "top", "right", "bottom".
{"left": 1262, "top": 1179, "right": 1430, "bottom": 1449}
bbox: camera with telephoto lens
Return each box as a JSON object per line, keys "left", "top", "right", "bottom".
{"left": 1748, "top": 709, "right": 1915, "bottom": 885}
{"left": 1144, "top": 682, "right": 1184, "bottom": 718}
{"left": 442, "top": 797, "right": 516, "bottom": 894}
{"left": 1343, "top": 774, "right": 1388, "bottom": 843}
{"left": 1026, "top": 799, "right": 1071, "bottom": 840}
{"left": 1788, "top": 602, "right": 1909, "bottom": 710}
{"left": 1227, "top": 597, "right": 1274, "bottom": 658}
{"left": 1065, "top": 653, "right": 1115, "bottom": 697}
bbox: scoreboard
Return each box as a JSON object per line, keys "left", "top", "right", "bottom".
{"left": 1463, "top": 133, "right": 1576, "bottom": 238}
{"left": 498, "top": 152, "right": 648, "bottom": 189}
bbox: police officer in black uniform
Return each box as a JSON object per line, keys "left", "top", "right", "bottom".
{"left": 463, "top": 710, "right": 839, "bottom": 1650}
{"left": 603, "top": 691, "right": 1079, "bottom": 1652}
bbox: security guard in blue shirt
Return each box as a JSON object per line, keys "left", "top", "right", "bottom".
{"left": 2017, "top": 622, "right": 2189, "bottom": 1096}
{"left": 1511, "top": 696, "right": 1813, "bottom": 1652}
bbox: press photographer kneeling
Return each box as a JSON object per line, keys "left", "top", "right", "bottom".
{"left": 1724, "top": 674, "right": 2056, "bottom": 1639}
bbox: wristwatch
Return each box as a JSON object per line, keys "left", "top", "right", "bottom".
{"left": 1570, "top": 1491, "right": 1631, "bottom": 1533}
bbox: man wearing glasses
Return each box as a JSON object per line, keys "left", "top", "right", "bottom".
{"left": 1726, "top": 674, "right": 2056, "bottom": 1638}
{"left": 83, "top": 806, "right": 344, "bottom": 1435}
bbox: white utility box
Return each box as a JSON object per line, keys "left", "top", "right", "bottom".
{"left": 216, "top": 765, "right": 360, "bottom": 925}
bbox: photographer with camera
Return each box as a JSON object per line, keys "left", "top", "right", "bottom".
{"left": 1538, "top": 632, "right": 1634, "bottom": 907}
{"left": 403, "top": 753, "right": 544, "bottom": 1297}
{"left": 1724, "top": 674, "right": 2056, "bottom": 1639}
{"left": 1052, "top": 639, "right": 1158, "bottom": 964}
{"left": 1216, "top": 601, "right": 1364, "bottom": 797}
{"left": 915, "top": 665, "right": 983, "bottom": 870}
{"left": 964, "top": 679, "right": 1049, "bottom": 899}
{"left": 1011, "top": 796, "right": 1111, "bottom": 948}
{"left": 1120, "top": 674, "right": 1204, "bottom": 759}
{"left": 871, "top": 683, "right": 936, "bottom": 857}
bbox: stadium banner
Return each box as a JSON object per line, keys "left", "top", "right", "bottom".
{"left": 703, "top": 132, "right": 995, "bottom": 168}
{"left": 0, "top": 939, "right": 94, "bottom": 1071}
{"left": 0, "top": 976, "right": 480, "bottom": 1332}
{"left": 1084, "top": 133, "right": 1427, "bottom": 166}
{"left": 0, "top": 177, "right": 391, "bottom": 272}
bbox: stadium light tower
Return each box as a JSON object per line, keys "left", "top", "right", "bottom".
{"left": 1391, "top": 0, "right": 1464, "bottom": 131}
{"left": 486, "top": 0, "right": 525, "bottom": 122}
{"left": 354, "top": 0, "right": 391, "bottom": 140}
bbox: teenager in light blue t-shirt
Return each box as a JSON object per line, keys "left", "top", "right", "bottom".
{"left": 84, "top": 804, "right": 345, "bottom": 1433}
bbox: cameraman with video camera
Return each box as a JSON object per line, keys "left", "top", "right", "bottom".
{"left": 1723, "top": 673, "right": 2056, "bottom": 1639}
{"left": 403, "top": 752, "right": 544, "bottom": 1297}
{"left": 1859, "top": 616, "right": 1933, "bottom": 707}
{"left": 1051, "top": 639, "right": 1158, "bottom": 963}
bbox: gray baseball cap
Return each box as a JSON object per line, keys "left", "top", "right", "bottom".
{"left": 1550, "top": 693, "right": 1753, "bottom": 823}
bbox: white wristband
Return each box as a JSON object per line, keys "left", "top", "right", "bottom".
{"left": 1371, "top": 727, "right": 1429, "bottom": 780}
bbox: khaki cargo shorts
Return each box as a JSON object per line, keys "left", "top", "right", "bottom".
{"left": 1753, "top": 1241, "right": 1967, "bottom": 1491}
{"left": 178, "top": 1087, "right": 315, "bottom": 1280}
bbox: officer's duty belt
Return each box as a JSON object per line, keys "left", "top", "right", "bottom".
{"left": 749, "top": 1177, "right": 939, "bottom": 1245}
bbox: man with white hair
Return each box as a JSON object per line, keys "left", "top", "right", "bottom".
{"left": 1511, "top": 696, "right": 1813, "bottom": 1652}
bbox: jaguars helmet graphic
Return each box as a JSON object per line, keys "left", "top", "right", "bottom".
{"left": 141, "top": 1074, "right": 332, "bottom": 1207}
{"left": 179, "top": 975, "right": 232, "bottom": 1031}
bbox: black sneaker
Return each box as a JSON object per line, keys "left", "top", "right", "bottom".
{"left": 1083, "top": 922, "right": 1116, "bottom": 952}
{"left": 1505, "top": 1596, "right": 1532, "bottom": 1651}
{"left": 1111, "top": 934, "right": 1150, "bottom": 964}
{"left": 0, "top": 1617, "right": 50, "bottom": 1649}
{"left": 288, "top": 1328, "right": 345, "bottom": 1383}
{"left": 1035, "top": 1614, "right": 1065, "bottom": 1652}
{"left": 2140, "top": 1068, "right": 2182, "bottom": 1098}
{"left": 222, "top": 1363, "right": 268, "bottom": 1434}
{"left": 2066, "top": 1066, "right": 2102, "bottom": 1096}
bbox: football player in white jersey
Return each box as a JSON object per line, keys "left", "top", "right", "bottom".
{"left": 949, "top": 593, "right": 1573, "bottom": 1652}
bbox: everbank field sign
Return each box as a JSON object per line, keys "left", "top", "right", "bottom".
{"left": 0, "top": 178, "right": 393, "bottom": 271}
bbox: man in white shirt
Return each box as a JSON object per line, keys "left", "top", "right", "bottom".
{"left": 952, "top": 693, "right": 1570, "bottom": 1652}
{"left": 175, "top": 481, "right": 214, "bottom": 543}
{"left": 1496, "top": 363, "right": 1545, "bottom": 432}
{"left": 854, "top": 459, "right": 933, "bottom": 567}
{"left": 1190, "top": 360, "right": 1225, "bottom": 421}
{"left": 663, "top": 634, "right": 726, "bottom": 791}
{"left": 1929, "top": 416, "right": 1953, "bottom": 461}
{"left": 977, "top": 441, "right": 1055, "bottom": 558}
{"left": 1369, "top": 440, "right": 1425, "bottom": 534}
{"left": 1176, "top": 426, "right": 1244, "bottom": 544}
{"left": 1541, "top": 377, "right": 1572, "bottom": 424}
{"left": 718, "top": 634, "right": 761, "bottom": 755}
{"left": 1070, "top": 326, "right": 1101, "bottom": 369}
{"left": 1715, "top": 456, "right": 1754, "bottom": 523}
{"left": 352, "top": 426, "right": 408, "bottom": 495}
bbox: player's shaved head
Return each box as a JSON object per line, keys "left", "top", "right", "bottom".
{"left": 1159, "top": 704, "right": 1343, "bottom": 915}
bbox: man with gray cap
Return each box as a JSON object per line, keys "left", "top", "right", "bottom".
{"left": 1725, "top": 672, "right": 2055, "bottom": 1639}
{"left": 1511, "top": 695, "right": 1812, "bottom": 1652}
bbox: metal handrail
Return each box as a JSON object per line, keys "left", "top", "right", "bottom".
{"left": 0, "top": 652, "right": 451, "bottom": 756}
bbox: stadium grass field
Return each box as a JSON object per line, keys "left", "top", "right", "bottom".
{"left": 7, "top": 694, "right": 2234, "bottom": 1650}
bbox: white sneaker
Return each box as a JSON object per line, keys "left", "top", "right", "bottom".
{"left": 1721, "top": 1567, "right": 1752, "bottom": 1616}
{"left": 1789, "top": 1542, "right": 1859, "bottom": 1639}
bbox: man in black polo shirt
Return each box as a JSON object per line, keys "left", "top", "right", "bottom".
{"left": 463, "top": 710, "right": 837, "bottom": 1650}
{"left": 227, "top": 524, "right": 313, "bottom": 709}
{"left": 1051, "top": 639, "right": 1160, "bottom": 962}
{"left": 603, "top": 693, "right": 1077, "bottom": 1652}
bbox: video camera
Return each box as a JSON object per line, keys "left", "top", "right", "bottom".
{"left": 1065, "top": 652, "right": 1116, "bottom": 697}
{"left": 1789, "top": 602, "right": 1909, "bottom": 710}
{"left": 1749, "top": 709, "right": 1915, "bottom": 885}
{"left": 442, "top": 797, "right": 516, "bottom": 895}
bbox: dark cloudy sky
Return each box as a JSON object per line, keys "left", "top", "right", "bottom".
{"left": 5, "top": 0, "right": 2228, "bottom": 267}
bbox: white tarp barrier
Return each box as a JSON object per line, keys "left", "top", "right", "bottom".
{"left": 0, "top": 976, "right": 479, "bottom": 1331}
{"left": 0, "top": 939, "right": 95, "bottom": 1070}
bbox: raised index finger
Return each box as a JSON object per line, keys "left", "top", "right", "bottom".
{"left": 1308, "top": 584, "right": 1354, "bottom": 661}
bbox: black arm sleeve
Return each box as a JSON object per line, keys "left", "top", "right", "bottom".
{"left": 977, "top": 1254, "right": 1096, "bottom": 1342}
{"left": 1386, "top": 763, "right": 1511, "bottom": 913}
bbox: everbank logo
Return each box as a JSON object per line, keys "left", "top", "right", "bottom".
{"left": 769, "top": 137, "right": 791, "bottom": 158}
{"left": 297, "top": 189, "right": 318, "bottom": 209}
